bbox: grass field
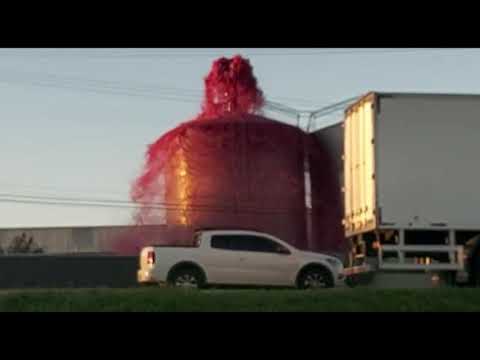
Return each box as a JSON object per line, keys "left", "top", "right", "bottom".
{"left": 0, "top": 287, "right": 479, "bottom": 311}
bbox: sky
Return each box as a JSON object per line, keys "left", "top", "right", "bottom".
{"left": 1, "top": 48, "right": 480, "bottom": 228}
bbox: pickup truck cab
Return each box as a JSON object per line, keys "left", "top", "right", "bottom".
{"left": 137, "top": 229, "right": 346, "bottom": 289}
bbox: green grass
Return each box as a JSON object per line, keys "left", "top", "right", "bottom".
{"left": 0, "top": 287, "right": 480, "bottom": 311}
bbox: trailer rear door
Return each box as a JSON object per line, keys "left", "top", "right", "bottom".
{"left": 344, "top": 94, "right": 377, "bottom": 236}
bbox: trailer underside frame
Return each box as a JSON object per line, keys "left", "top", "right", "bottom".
{"left": 346, "top": 228, "right": 480, "bottom": 286}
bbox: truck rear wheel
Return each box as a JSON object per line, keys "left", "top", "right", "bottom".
{"left": 169, "top": 267, "right": 205, "bottom": 289}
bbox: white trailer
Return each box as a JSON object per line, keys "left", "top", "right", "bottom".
{"left": 333, "top": 92, "right": 480, "bottom": 286}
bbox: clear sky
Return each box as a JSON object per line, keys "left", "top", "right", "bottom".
{"left": 1, "top": 48, "right": 479, "bottom": 228}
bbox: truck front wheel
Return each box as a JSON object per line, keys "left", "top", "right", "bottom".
{"left": 297, "top": 266, "right": 334, "bottom": 290}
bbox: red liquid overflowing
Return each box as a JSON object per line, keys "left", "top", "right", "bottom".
{"left": 201, "top": 55, "right": 264, "bottom": 117}
{"left": 112, "top": 55, "right": 346, "bottom": 256}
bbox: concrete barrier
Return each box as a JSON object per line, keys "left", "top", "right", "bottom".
{"left": 0, "top": 255, "right": 138, "bottom": 288}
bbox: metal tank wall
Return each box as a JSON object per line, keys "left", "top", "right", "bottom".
{"left": 310, "top": 122, "right": 347, "bottom": 255}
{"left": 163, "top": 114, "right": 309, "bottom": 250}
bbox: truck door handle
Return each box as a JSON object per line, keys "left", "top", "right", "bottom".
{"left": 239, "top": 257, "right": 246, "bottom": 262}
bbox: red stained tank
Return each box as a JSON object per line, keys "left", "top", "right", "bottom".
{"left": 120, "top": 55, "right": 346, "bottom": 255}
{"left": 132, "top": 114, "right": 309, "bottom": 250}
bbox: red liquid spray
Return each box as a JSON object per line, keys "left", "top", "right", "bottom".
{"left": 112, "top": 55, "right": 346, "bottom": 256}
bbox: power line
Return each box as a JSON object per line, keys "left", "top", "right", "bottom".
{"left": 310, "top": 96, "right": 360, "bottom": 117}
{"left": 0, "top": 48, "right": 477, "bottom": 58}
{"left": 0, "top": 192, "right": 310, "bottom": 210}
{"left": 0, "top": 68, "right": 320, "bottom": 109}
{"left": 0, "top": 192, "right": 209, "bottom": 208}
{"left": 305, "top": 95, "right": 360, "bottom": 131}
{"left": 0, "top": 195, "right": 315, "bottom": 215}
{"left": 263, "top": 101, "right": 302, "bottom": 117}
{"left": 0, "top": 68, "right": 357, "bottom": 125}
{"left": 0, "top": 67, "right": 358, "bottom": 127}
{"left": 103, "top": 48, "right": 480, "bottom": 58}
{"left": 0, "top": 77, "right": 201, "bottom": 104}
{"left": 0, "top": 70, "right": 204, "bottom": 96}
{"left": 0, "top": 182, "right": 129, "bottom": 200}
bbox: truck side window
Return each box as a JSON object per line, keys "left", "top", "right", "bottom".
{"left": 211, "top": 236, "right": 231, "bottom": 250}
{"left": 242, "top": 236, "right": 290, "bottom": 254}
{"left": 211, "top": 235, "right": 290, "bottom": 254}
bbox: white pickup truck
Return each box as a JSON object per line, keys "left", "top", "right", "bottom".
{"left": 137, "top": 229, "right": 355, "bottom": 289}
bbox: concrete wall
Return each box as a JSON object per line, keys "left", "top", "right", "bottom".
{"left": 0, "top": 226, "right": 160, "bottom": 288}
{"left": 0, "top": 255, "right": 138, "bottom": 288}
{"left": 0, "top": 225, "right": 208, "bottom": 256}
{"left": 0, "top": 225, "right": 165, "bottom": 254}
{"left": 0, "top": 228, "right": 74, "bottom": 253}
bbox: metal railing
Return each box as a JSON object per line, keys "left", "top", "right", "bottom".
{"left": 378, "top": 245, "right": 465, "bottom": 271}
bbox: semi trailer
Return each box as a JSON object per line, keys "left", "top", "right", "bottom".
{"left": 319, "top": 92, "right": 480, "bottom": 286}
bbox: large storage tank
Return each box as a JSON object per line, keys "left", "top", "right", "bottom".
{"left": 125, "top": 55, "right": 346, "bottom": 255}
{"left": 131, "top": 114, "right": 346, "bottom": 254}
{"left": 135, "top": 113, "right": 309, "bottom": 251}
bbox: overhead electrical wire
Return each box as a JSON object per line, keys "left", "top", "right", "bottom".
{"left": 0, "top": 75, "right": 202, "bottom": 103}
{"left": 0, "top": 182, "right": 129, "bottom": 200}
{"left": 0, "top": 66, "right": 357, "bottom": 123}
{"left": 0, "top": 66, "right": 357, "bottom": 125}
{"left": 0, "top": 194, "right": 319, "bottom": 215}
{"left": 0, "top": 78, "right": 201, "bottom": 104}
{"left": 310, "top": 96, "right": 360, "bottom": 117}
{"left": 94, "top": 48, "right": 480, "bottom": 58}
{"left": 305, "top": 95, "right": 361, "bottom": 131}
{"left": 0, "top": 68, "right": 319, "bottom": 110}
{"left": 0, "top": 48, "right": 476, "bottom": 58}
